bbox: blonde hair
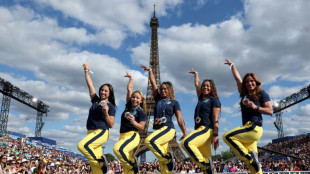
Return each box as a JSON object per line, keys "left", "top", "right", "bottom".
{"left": 132, "top": 90, "right": 146, "bottom": 111}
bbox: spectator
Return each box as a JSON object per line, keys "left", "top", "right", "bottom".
{"left": 263, "top": 163, "right": 270, "bottom": 172}
{"left": 2, "top": 131, "right": 310, "bottom": 173}
{"left": 0, "top": 155, "right": 8, "bottom": 172}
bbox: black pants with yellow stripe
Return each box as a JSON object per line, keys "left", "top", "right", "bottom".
{"left": 77, "top": 129, "right": 109, "bottom": 174}
{"left": 223, "top": 121, "right": 263, "bottom": 174}
{"left": 181, "top": 126, "right": 213, "bottom": 171}
{"left": 145, "top": 126, "right": 175, "bottom": 174}
{"left": 113, "top": 131, "right": 140, "bottom": 174}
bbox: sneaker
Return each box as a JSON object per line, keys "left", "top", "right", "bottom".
{"left": 206, "top": 157, "right": 213, "bottom": 174}
{"left": 249, "top": 151, "right": 260, "bottom": 172}
{"left": 132, "top": 156, "right": 140, "bottom": 174}
{"left": 98, "top": 155, "right": 108, "bottom": 174}
{"left": 167, "top": 152, "right": 175, "bottom": 171}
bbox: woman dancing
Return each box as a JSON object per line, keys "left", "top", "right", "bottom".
{"left": 113, "top": 70, "right": 146, "bottom": 174}
{"left": 223, "top": 58, "right": 273, "bottom": 174}
{"left": 78, "top": 62, "right": 116, "bottom": 174}
{"left": 141, "top": 65, "right": 187, "bottom": 174}
{"left": 181, "top": 68, "right": 221, "bottom": 174}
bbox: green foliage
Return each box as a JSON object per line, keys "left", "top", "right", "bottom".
{"left": 105, "top": 153, "right": 116, "bottom": 162}
{"left": 184, "top": 157, "right": 191, "bottom": 161}
{"left": 183, "top": 149, "right": 236, "bottom": 163}
{"left": 213, "top": 153, "right": 222, "bottom": 161}
{"left": 220, "top": 149, "right": 236, "bottom": 161}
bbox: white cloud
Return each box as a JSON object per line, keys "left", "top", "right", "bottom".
{"left": 131, "top": 0, "right": 310, "bottom": 97}
{"left": 194, "top": 0, "right": 208, "bottom": 10}
{"left": 259, "top": 129, "right": 277, "bottom": 147}
{"left": 221, "top": 106, "right": 233, "bottom": 114}
{"left": 1, "top": 0, "right": 310, "bottom": 159}
{"left": 31, "top": 0, "right": 184, "bottom": 48}
{"left": 268, "top": 85, "right": 308, "bottom": 98}
{"left": 299, "top": 104, "right": 310, "bottom": 117}
{"left": 63, "top": 125, "right": 85, "bottom": 134}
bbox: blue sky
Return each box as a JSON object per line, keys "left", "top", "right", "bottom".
{"left": 1, "top": 0, "right": 310, "bottom": 162}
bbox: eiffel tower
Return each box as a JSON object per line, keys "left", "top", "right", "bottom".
{"left": 134, "top": 5, "right": 186, "bottom": 162}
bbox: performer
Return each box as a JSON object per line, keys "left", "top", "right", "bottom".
{"left": 222, "top": 58, "right": 273, "bottom": 174}
{"left": 113, "top": 70, "right": 147, "bottom": 174}
{"left": 78, "top": 62, "right": 116, "bottom": 174}
{"left": 141, "top": 65, "right": 187, "bottom": 174}
{"left": 181, "top": 68, "right": 221, "bottom": 174}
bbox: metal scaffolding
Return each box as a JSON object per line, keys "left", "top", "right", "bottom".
{"left": 0, "top": 77, "right": 49, "bottom": 137}
{"left": 273, "top": 84, "right": 310, "bottom": 138}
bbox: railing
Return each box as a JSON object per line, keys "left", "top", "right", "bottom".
{"left": 213, "top": 172, "right": 310, "bottom": 174}
{"left": 172, "top": 172, "right": 310, "bottom": 174}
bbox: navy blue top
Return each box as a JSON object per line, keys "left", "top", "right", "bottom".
{"left": 153, "top": 95, "right": 181, "bottom": 129}
{"left": 86, "top": 95, "right": 116, "bottom": 130}
{"left": 194, "top": 96, "right": 221, "bottom": 129}
{"left": 120, "top": 102, "right": 146, "bottom": 133}
{"left": 241, "top": 90, "right": 271, "bottom": 127}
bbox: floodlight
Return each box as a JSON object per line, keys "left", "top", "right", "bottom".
{"left": 32, "top": 97, "right": 38, "bottom": 102}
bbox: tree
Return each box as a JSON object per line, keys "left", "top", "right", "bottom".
{"left": 105, "top": 153, "right": 116, "bottom": 162}
{"left": 184, "top": 157, "right": 191, "bottom": 162}
{"left": 221, "top": 149, "right": 235, "bottom": 161}
{"left": 213, "top": 154, "right": 222, "bottom": 162}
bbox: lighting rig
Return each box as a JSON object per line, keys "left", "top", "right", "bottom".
{"left": 273, "top": 84, "right": 310, "bottom": 138}
{"left": 0, "top": 77, "right": 49, "bottom": 137}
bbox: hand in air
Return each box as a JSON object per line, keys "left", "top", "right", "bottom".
{"left": 224, "top": 57, "right": 233, "bottom": 66}
{"left": 140, "top": 65, "right": 151, "bottom": 71}
{"left": 83, "top": 62, "right": 90, "bottom": 70}
{"left": 189, "top": 68, "right": 197, "bottom": 75}
{"left": 125, "top": 70, "right": 132, "bottom": 78}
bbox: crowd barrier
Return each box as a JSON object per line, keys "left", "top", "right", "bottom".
{"left": 211, "top": 172, "right": 310, "bottom": 174}
{"left": 262, "top": 172, "right": 310, "bottom": 174}
{"left": 172, "top": 172, "right": 310, "bottom": 174}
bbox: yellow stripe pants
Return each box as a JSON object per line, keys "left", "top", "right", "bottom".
{"left": 223, "top": 121, "right": 263, "bottom": 174}
{"left": 181, "top": 126, "right": 213, "bottom": 170}
{"left": 145, "top": 126, "right": 175, "bottom": 174}
{"left": 77, "top": 129, "right": 109, "bottom": 174}
{"left": 113, "top": 131, "right": 140, "bottom": 174}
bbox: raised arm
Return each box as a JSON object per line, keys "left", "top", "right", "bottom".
{"left": 140, "top": 65, "right": 159, "bottom": 98}
{"left": 175, "top": 110, "right": 187, "bottom": 141}
{"left": 189, "top": 68, "right": 201, "bottom": 97}
{"left": 83, "top": 62, "right": 96, "bottom": 100}
{"left": 224, "top": 58, "right": 242, "bottom": 93}
{"left": 125, "top": 70, "right": 133, "bottom": 103}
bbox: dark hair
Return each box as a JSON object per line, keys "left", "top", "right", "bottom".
{"left": 200, "top": 79, "right": 219, "bottom": 98}
{"left": 161, "top": 81, "right": 175, "bottom": 100}
{"left": 99, "top": 83, "right": 116, "bottom": 106}
{"left": 240, "top": 73, "right": 262, "bottom": 102}
{"left": 0, "top": 155, "right": 7, "bottom": 159}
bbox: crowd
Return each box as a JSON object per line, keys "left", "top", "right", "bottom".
{"left": 260, "top": 134, "right": 310, "bottom": 161}
{"left": 1, "top": 132, "right": 310, "bottom": 174}
{"left": 257, "top": 133, "right": 310, "bottom": 172}
{"left": 0, "top": 134, "right": 91, "bottom": 174}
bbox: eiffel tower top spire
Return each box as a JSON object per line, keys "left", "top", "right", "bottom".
{"left": 153, "top": 4, "right": 156, "bottom": 17}
{"left": 147, "top": 4, "right": 160, "bottom": 99}
{"left": 134, "top": 6, "right": 186, "bottom": 162}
